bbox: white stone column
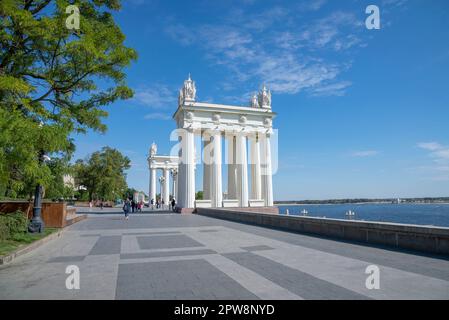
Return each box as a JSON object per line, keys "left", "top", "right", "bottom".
{"left": 159, "top": 177, "right": 164, "bottom": 203}
{"left": 172, "top": 170, "right": 177, "bottom": 201}
{"left": 203, "top": 136, "right": 211, "bottom": 200}
{"left": 150, "top": 168, "right": 156, "bottom": 204}
{"left": 227, "top": 135, "right": 237, "bottom": 199}
{"left": 163, "top": 168, "right": 170, "bottom": 206}
{"left": 210, "top": 131, "right": 222, "bottom": 207}
{"left": 236, "top": 134, "right": 249, "bottom": 207}
{"left": 249, "top": 133, "right": 262, "bottom": 200}
{"left": 261, "top": 133, "right": 273, "bottom": 206}
{"left": 178, "top": 128, "right": 196, "bottom": 209}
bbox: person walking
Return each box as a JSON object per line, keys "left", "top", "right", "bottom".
{"left": 171, "top": 198, "right": 176, "bottom": 212}
{"left": 151, "top": 198, "right": 154, "bottom": 210}
{"left": 137, "top": 201, "right": 141, "bottom": 212}
{"left": 131, "top": 199, "right": 136, "bottom": 213}
{"left": 123, "top": 199, "right": 130, "bottom": 220}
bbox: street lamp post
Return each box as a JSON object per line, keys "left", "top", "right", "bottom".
{"left": 28, "top": 150, "right": 46, "bottom": 233}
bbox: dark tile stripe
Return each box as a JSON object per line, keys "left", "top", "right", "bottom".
{"left": 115, "top": 259, "right": 259, "bottom": 299}
{"left": 223, "top": 252, "right": 371, "bottom": 300}
{"left": 120, "top": 249, "right": 216, "bottom": 260}
{"left": 89, "top": 235, "right": 122, "bottom": 255}
{"left": 48, "top": 255, "right": 86, "bottom": 263}
{"left": 137, "top": 235, "right": 204, "bottom": 250}
{"left": 217, "top": 217, "right": 449, "bottom": 281}
{"left": 241, "top": 245, "right": 274, "bottom": 252}
{"left": 123, "top": 231, "right": 181, "bottom": 236}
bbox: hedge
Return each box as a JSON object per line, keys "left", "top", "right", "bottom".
{"left": 0, "top": 211, "right": 28, "bottom": 241}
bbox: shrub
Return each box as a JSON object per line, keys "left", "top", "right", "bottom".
{"left": 0, "top": 211, "right": 28, "bottom": 240}
{"left": 0, "top": 218, "right": 9, "bottom": 240}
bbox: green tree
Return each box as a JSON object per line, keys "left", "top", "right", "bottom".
{"left": 0, "top": 0, "right": 137, "bottom": 198}
{"left": 44, "top": 156, "right": 75, "bottom": 200}
{"left": 195, "top": 191, "right": 203, "bottom": 200}
{"left": 74, "top": 146, "right": 130, "bottom": 201}
{"left": 123, "top": 187, "right": 137, "bottom": 200}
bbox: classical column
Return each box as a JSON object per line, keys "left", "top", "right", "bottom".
{"left": 172, "top": 169, "right": 177, "bottom": 201}
{"left": 236, "top": 134, "right": 249, "bottom": 207}
{"left": 150, "top": 167, "right": 156, "bottom": 203}
{"left": 159, "top": 176, "right": 164, "bottom": 203}
{"left": 210, "top": 131, "right": 222, "bottom": 207}
{"left": 249, "top": 133, "right": 262, "bottom": 200}
{"left": 203, "top": 136, "right": 211, "bottom": 200}
{"left": 260, "top": 133, "right": 273, "bottom": 206}
{"left": 227, "top": 135, "right": 237, "bottom": 199}
{"left": 163, "top": 168, "right": 170, "bottom": 206}
{"left": 178, "top": 128, "right": 196, "bottom": 208}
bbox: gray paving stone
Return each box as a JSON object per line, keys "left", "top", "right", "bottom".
{"left": 47, "top": 255, "right": 86, "bottom": 263}
{"left": 137, "top": 234, "right": 204, "bottom": 250}
{"left": 89, "top": 235, "right": 122, "bottom": 255}
{"left": 223, "top": 252, "right": 370, "bottom": 300}
{"left": 115, "top": 259, "right": 259, "bottom": 300}
{"left": 196, "top": 214, "right": 449, "bottom": 281}
{"left": 241, "top": 245, "right": 274, "bottom": 251}
{"left": 123, "top": 231, "right": 181, "bottom": 236}
{"left": 2, "top": 211, "right": 448, "bottom": 300}
{"left": 120, "top": 249, "right": 216, "bottom": 259}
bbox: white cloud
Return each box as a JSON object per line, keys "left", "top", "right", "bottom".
{"left": 351, "top": 150, "right": 379, "bottom": 157}
{"left": 165, "top": 6, "right": 366, "bottom": 97}
{"left": 301, "top": 0, "right": 327, "bottom": 11}
{"left": 417, "top": 141, "right": 449, "bottom": 180}
{"left": 133, "top": 85, "right": 176, "bottom": 109}
{"left": 144, "top": 112, "right": 172, "bottom": 120}
{"left": 417, "top": 142, "right": 443, "bottom": 151}
{"left": 311, "top": 81, "right": 352, "bottom": 97}
{"left": 382, "top": 0, "right": 408, "bottom": 8}
{"left": 418, "top": 142, "right": 449, "bottom": 161}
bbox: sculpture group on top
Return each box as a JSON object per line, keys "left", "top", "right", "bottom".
{"left": 150, "top": 142, "right": 157, "bottom": 157}
{"left": 178, "top": 73, "right": 196, "bottom": 106}
{"left": 178, "top": 74, "right": 271, "bottom": 110}
{"left": 250, "top": 85, "right": 272, "bottom": 109}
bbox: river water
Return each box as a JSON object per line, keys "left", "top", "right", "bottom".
{"left": 277, "top": 203, "right": 449, "bottom": 227}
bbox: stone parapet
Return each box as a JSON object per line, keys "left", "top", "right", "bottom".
{"left": 196, "top": 208, "right": 449, "bottom": 255}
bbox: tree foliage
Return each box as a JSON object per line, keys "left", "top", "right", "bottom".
{"left": 0, "top": 0, "right": 137, "bottom": 197}
{"left": 44, "top": 156, "right": 75, "bottom": 200}
{"left": 74, "top": 146, "right": 130, "bottom": 201}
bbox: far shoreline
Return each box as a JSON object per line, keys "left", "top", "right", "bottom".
{"left": 275, "top": 202, "right": 449, "bottom": 206}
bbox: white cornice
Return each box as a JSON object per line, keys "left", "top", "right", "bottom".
{"left": 173, "top": 101, "right": 277, "bottom": 120}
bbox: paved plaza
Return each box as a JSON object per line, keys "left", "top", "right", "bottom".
{"left": 1, "top": 209, "right": 449, "bottom": 299}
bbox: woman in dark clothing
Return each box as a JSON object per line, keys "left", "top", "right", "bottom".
{"left": 123, "top": 199, "right": 131, "bottom": 220}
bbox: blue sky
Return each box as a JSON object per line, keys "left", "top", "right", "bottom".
{"left": 72, "top": 0, "right": 449, "bottom": 200}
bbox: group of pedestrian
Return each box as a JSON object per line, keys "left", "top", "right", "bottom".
{"left": 131, "top": 199, "right": 144, "bottom": 212}
{"left": 122, "top": 199, "right": 144, "bottom": 220}
{"left": 124, "top": 197, "right": 177, "bottom": 219}
{"left": 149, "top": 198, "right": 176, "bottom": 211}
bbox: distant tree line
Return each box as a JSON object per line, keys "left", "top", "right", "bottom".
{"left": 275, "top": 197, "right": 449, "bottom": 205}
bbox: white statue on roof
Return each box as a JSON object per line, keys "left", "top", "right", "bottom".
{"left": 178, "top": 74, "right": 196, "bottom": 105}
{"left": 250, "top": 93, "right": 259, "bottom": 108}
{"left": 150, "top": 142, "right": 157, "bottom": 157}
{"left": 258, "top": 84, "right": 271, "bottom": 109}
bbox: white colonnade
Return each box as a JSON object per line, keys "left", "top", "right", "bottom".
{"left": 148, "top": 145, "right": 179, "bottom": 207}
{"left": 150, "top": 75, "right": 276, "bottom": 213}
